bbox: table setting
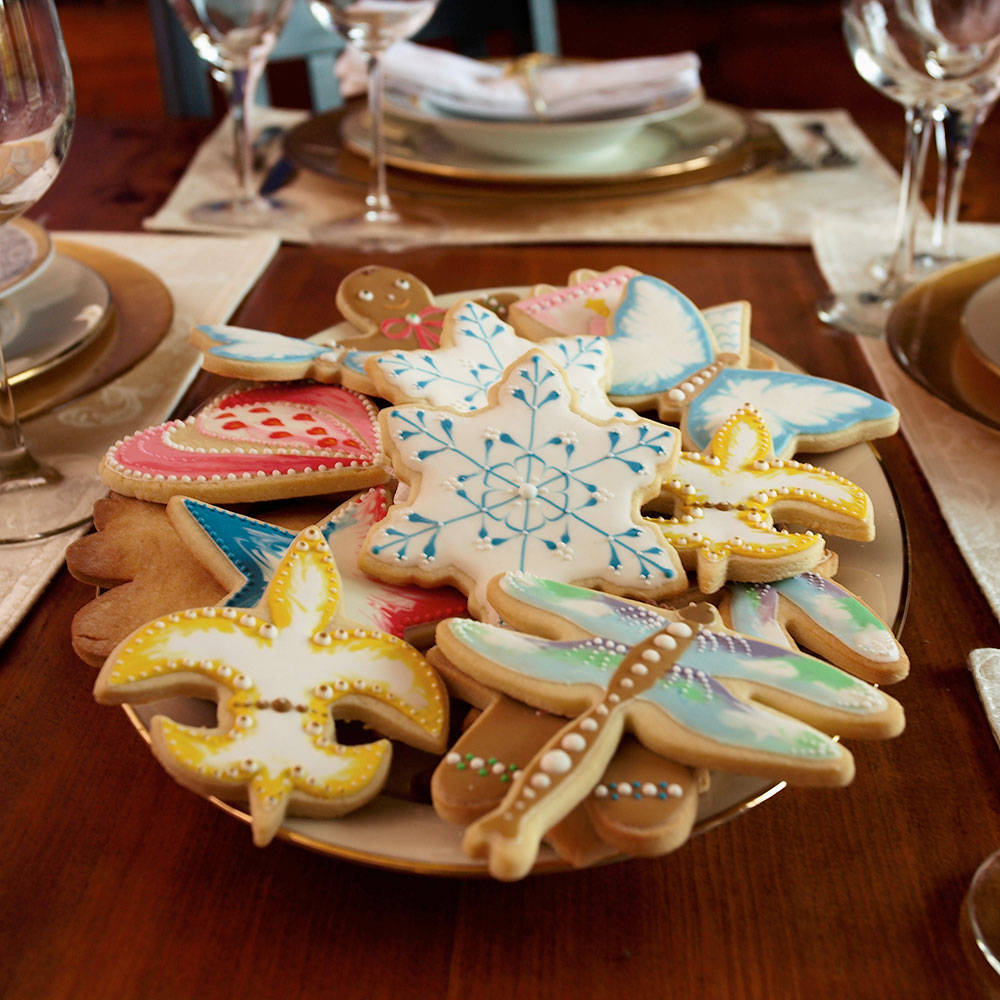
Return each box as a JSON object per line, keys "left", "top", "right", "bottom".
{"left": 6, "top": 0, "right": 1000, "bottom": 996}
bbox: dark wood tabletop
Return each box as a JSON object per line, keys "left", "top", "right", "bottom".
{"left": 5, "top": 8, "right": 1000, "bottom": 997}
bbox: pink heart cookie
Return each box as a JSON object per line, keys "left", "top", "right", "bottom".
{"left": 101, "top": 382, "right": 388, "bottom": 502}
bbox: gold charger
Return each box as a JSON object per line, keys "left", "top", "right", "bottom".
{"left": 285, "top": 101, "right": 784, "bottom": 203}
{"left": 886, "top": 252, "right": 1000, "bottom": 433}
{"left": 14, "top": 240, "right": 174, "bottom": 419}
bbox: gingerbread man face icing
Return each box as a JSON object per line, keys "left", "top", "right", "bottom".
{"left": 335, "top": 266, "right": 444, "bottom": 346}
{"left": 94, "top": 525, "right": 448, "bottom": 847}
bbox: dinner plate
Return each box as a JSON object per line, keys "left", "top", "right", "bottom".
{"left": 961, "top": 273, "right": 1000, "bottom": 376}
{"left": 886, "top": 252, "right": 1000, "bottom": 433}
{"left": 0, "top": 251, "right": 112, "bottom": 384}
{"left": 124, "top": 290, "right": 908, "bottom": 876}
{"left": 0, "top": 217, "right": 54, "bottom": 297}
{"left": 342, "top": 99, "right": 748, "bottom": 185}
{"left": 383, "top": 89, "right": 705, "bottom": 163}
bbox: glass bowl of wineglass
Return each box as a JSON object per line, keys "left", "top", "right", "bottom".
{"left": 818, "top": 0, "right": 1000, "bottom": 338}
{"left": 0, "top": 0, "right": 103, "bottom": 544}
{"left": 168, "top": 0, "right": 301, "bottom": 228}
{"left": 308, "top": 0, "right": 442, "bottom": 251}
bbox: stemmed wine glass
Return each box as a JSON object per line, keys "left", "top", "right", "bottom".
{"left": 818, "top": 0, "right": 1000, "bottom": 338}
{"left": 308, "top": 0, "right": 441, "bottom": 251}
{"left": 0, "top": 0, "right": 98, "bottom": 544}
{"left": 168, "top": 0, "right": 299, "bottom": 228}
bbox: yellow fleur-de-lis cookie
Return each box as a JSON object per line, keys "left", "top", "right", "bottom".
{"left": 645, "top": 406, "right": 874, "bottom": 593}
{"left": 94, "top": 525, "right": 448, "bottom": 846}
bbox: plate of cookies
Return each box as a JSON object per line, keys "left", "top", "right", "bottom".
{"left": 70, "top": 265, "right": 909, "bottom": 881}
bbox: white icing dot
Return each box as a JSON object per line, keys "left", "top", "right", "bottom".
{"left": 561, "top": 733, "right": 586, "bottom": 753}
{"left": 580, "top": 718, "right": 599, "bottom": 731}
{"left": 446, "top": 752, "right": 461, "bottom": 765}
{"left": 594, "top": 784, "right": 609, "bottom": 798}
{"left": 641, "top": 782, "right": 659, "bottom": 798}
{"left": 615, "top": 782, "right": 633, "bottom": 797}
{"left": 531, "top": 772, "right": 553, "bottom": 789}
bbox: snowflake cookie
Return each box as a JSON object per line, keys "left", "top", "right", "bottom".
{"left": 360, "top": 350, "right": 686, "bottom": 621}
{"left": 94, "top": 525, "right": 448, "bottom": 846}
{"left": 645, "top": 406, "right": 874, "bottom": 593}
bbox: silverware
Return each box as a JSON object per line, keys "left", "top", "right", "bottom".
{"left": 258, "top": 156, "right": 298, "bottom": 196}
{"left": 776, "top": 120, "right": 858, "bottom": 172}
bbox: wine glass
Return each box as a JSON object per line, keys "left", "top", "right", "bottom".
{"left": 168, "top": 0, "right": 299, "bottom": 228}
{"left": 818, "top": 0, "right": 1000, "bottom": 338}
{"left": 308, "top": 0, "right": 442, "bottom": 251}
{"left": 0, "top": 0, "right": 101, "bottom": 544}
{"left": 961, "top": 849, "right": 1000, "bottom": 997}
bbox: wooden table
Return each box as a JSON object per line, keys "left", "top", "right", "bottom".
{"left": 4, "top": 86, "right": 1000, "bottom": 999}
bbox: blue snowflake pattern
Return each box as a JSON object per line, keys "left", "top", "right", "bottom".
{"left": 365, "top": 351, "right": 684, "bottom": 619}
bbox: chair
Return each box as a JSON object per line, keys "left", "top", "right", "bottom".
{"left": 149, "top": 0, "right": 562, "bottom": 118}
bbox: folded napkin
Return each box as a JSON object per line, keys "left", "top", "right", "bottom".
{"left": 813, "top": 213, "right": 1000, "bottom": 622}
{"left": 0, "top": 231, "right": 278, "bottom": 649}
{"left": 363, "top": 42, "right": 702, "bottom": 120}
{"left": 970, "top": 649, "right": 1000, "bottom": 753}
{"left": 146, "top": 106, "right": 902, "bottom": 249}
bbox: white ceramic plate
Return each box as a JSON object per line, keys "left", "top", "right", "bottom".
{"left": 125, "top": 289, "right": 908, "bottom": 876}
{"left": 341, "top": 100, "right": 749, "bottom": 184}
{"left": 962, "top": 273, "right": 1000, "bottom": 375}
{"left": 0, "top": 252, "right": 112, "bottom": 384}
{"left": 384, "top": 89, "right": 705, "bottom": 163}
{"left": 0, "top": 217, "right": 54, "bottom": 297}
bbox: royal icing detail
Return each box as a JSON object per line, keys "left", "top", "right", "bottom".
{"left": 726, "top": 572, "right": 904, "bottom": 681}
{"left": 168, "top": 487, "right": 468, "bottom": 634}
{"left": 363, "top": 351, "right": 684, "bottom": 620}
{"left": 369, "top": 298, "right": 632, "bottom": 420}
{"left": 682, "top": 367, "right": 899, "bottom": 459}
{"left": 95, "top": 527, "right": 447, "bottom": 846}
{"left": 100, "top": 382, "right": 385, "bottom": 501}
{"left": 191, "top": 324, "right": 344, "bottom": 382}
{"left": 646, "top": 406, "right": 873, "bottom": 592}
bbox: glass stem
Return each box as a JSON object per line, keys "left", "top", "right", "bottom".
{"left": 881, "top": 102, "right": 934, "bottom": 297}
{"left": 223, "top": 58, "right": 265, "bottom": 206}
{"left": 930, "top": 99, "right": 994, "bottom": 262}
{"left": 364, "top": 51, "right": 395, "bottom": 221}
{"left": 0, "top": 343, "right": 56, "bottom": 492}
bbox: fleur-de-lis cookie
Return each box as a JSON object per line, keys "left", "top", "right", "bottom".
{"left": 645, "top": 406, "right": 874, "bottom": 593}
{"left": 94, "top": 526, "right": 448, "bottom": 847}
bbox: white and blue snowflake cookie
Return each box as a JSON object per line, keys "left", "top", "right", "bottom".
{"left": 359, "top": 349, "right": 687, "bottom": 622}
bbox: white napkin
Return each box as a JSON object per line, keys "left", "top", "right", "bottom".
{"left": 349, "top": 41, "right": 702, "bottom": 120}
{"left": 970, "top": 649, "right": 1000, "bottom": 753}
{"left": 813, "top": 213, "right": 1000, "bottom": 621}
{"left": 0, "top": 231, "right": 278, "bottom": 649}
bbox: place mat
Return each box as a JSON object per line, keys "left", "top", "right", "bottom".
{"left": 814, "top": 217, "right": 1000, "bottom": 623}
{"left": 145, "top": 105, "right": 902, "bottom": 247}
{"left": 0, "top": 231, "right": 279, "bottom": 649}
{"left": 12, "top": 240, "right": 174, "bottom": 418}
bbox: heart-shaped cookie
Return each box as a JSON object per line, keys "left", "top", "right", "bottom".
{"left": 100, "top": 382, "right": 387, "bottom": 502}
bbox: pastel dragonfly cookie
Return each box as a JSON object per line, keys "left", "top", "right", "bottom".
{"left": 715, "top": 552, "right": 908, "bottom": 685}
{"left": 190, "top": 324, "right": 346, "bottom": 384}
{"left": 167, "top": 487, "right": 468, "bottom": 645}
{"left": 360, "top": 350, "right": 686, "bottom": 622}
{"left": 428, "top": 644, "right": 706, "bottom": 868}
{"left": 436, "top": 571, "right": 904, "bottom": 879}
{"left": 94, "top": 525, "right": 448, "bottom": 847}
{"left": 100, "top": 382, "right": 387, "bottom": 503}
{"left": 644, "top": 406, "right": 874, "bottom": 593}
{"left": 366, "top": 297, "right": 634, "bottom": 421}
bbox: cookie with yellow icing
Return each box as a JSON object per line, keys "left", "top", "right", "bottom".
{"left": 94, "top": 525, "right": 448, "bottom": 847}
{"left": 644, "top": 406, "right": 874, "bottom": 593}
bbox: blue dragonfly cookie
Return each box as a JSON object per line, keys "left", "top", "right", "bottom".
{"left": 436, "top": 570, "right": 905, "bottom": 879}
{"left": 509, "top": 268, "right": 899, "bottom": 459}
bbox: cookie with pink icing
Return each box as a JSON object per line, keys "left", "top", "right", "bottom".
{"left": 644, "top": 405, "right": 874, "bottom": 593}
{"left": 100, "top": 381, "right": 387, "bottom": 503}
{"left": 94, "top": 524, "right": 449, "bottom": 847}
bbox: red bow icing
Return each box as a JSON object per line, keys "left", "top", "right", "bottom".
{"left": 380, "top": 307, "right": 445, "bottom": 349}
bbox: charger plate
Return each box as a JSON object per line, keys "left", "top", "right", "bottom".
{"left": 285, "top": 101, "right": 784, "bottom": 202}
{"left": 12, "top": 240, "right": 173, "bottom": 419}
{"left": 886, "top": 252, "right": 1000, "bottom": 433}
{"left": 120, "top": 293, "right": 908, "bottom": 876}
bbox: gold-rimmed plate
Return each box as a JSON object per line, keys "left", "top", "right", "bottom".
{"left": 119, "top": 290, "right": 908, "bottom": 876}
{"left": 285, "top": 101, "right": 783, "bottom": 201}
{"left": 886, "top": 252, "right": 1000, "bottom": 433}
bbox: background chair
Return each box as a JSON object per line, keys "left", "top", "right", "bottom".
{"left": 149, "top": 0, "right": 562, "bottom": 117}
